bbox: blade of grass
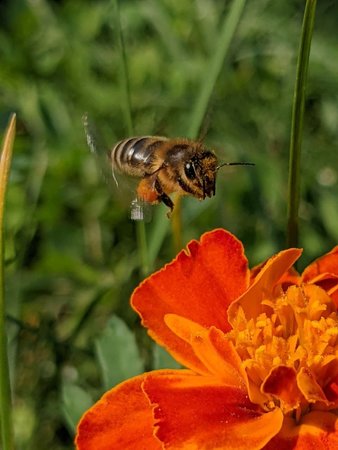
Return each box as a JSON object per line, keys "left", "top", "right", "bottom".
{"left": 170, "top": 194, "right": 182, "bottom": 254}
{"left": 0, "top": 114, "right": 16, "bottom": 450}
{"left": 112, "top": 0, "right": 149, "bottom": 276}
{"left": 113, "top": 0, "right": 133, "bottom": 135}
{"left": 148, "top": 204, "right": 167, "bottom": 263}
{"left": 153, "top": 0, "right": 247, "bottom": 257}
{"left": 187, "top": 0, "right": 247, "bottom": 139}
{"left": 287, "top": 0, "right": 317, "bottom": 248}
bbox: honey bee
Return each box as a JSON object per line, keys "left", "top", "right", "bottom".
{"left": 110, "top": 136, "right": 254, "bottom": 219}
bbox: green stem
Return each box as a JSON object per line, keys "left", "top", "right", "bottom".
{"left": 0, "top": 114, "right": 16, "bottom": 450}
{"left": 171, "top": 194, "right": 182, "bottom": 254}
{"left": 113, "top": 0, "right": 149, "bottom": 275}
{"left": 113, "top": 0, "right": 133, "bottom": 134}
{"left": 134, "top": 207, "right": 149, "bottom": 274}
{"left": 135, "top": 219, "right": 149, "bottom": 276}
{"left": 172, "top": 0, "right": 247, "bottom": 250}
{"left": 188, "top": 0, "right": 247, "bottom": 139}
{"left": 287, "top": 0, "right": 317, "bottom": 248}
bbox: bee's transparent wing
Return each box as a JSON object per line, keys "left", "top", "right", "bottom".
{"left": 83, "top": 113, "right": 119, "bottom": 188}
{"left": 83, "top": 114, "right": 152, "bottom": 222}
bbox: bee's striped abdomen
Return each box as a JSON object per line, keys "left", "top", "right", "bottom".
{"left": 111, "top": 136, "right": 168, "bottom": 177}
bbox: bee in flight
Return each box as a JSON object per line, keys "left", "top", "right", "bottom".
{"left": 110, "top": 136, "right": 254, "bottom": 220}
{"left": 83, "top": 116, "right": 253, "bottom": 220}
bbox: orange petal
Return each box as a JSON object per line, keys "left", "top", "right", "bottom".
{"left": 303, "top": 246, "right": 338, "bottom": 281}
{"left": 278, "top": 267, "right": 302, "bottom": 289}
{"left": 165, "top": 314, "right": 248, "bottom": 386}
{"left": 228, "top": 248, "right": 302, "bottom": 324}
{"left": 132, "top": 229, "right": 249, "bottom": 371}
{"left": 297, "top": 367, "right": 328, "bottom": 405}
{"left": 75, "top": 373, "right": 162, "bottom": 450}
{"left": 262, "top": 366, "right": 303, "bottom": 413}
{"left": 163, "top": 314, "right": 211, "bottom": 374}
{"left": 327, "top": 283, "right": 338, "bottom": 308}
{"left": 143, "top": 371, "right": 283, "bottom": 450}
{"left": 324, "top": 374, "right": 338, "bottom": 406}
{"left": 265, "top": 411, "right": 338, "bottom": 450}
{"left": 302, "top": 246, "right": 338, "bottom": 296}
{"left": 304, "top": 272, "right": 338, "bottom": 300}
{"left": 251, "top": 263, "right": 300, "bottom": 288}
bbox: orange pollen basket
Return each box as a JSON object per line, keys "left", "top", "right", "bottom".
{"left": 227, "top": 283, "right": 338, "bottom": 419}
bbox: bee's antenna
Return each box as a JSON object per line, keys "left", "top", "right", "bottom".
{"left": 216, "top": 162, "right": 255, "bottom": 171}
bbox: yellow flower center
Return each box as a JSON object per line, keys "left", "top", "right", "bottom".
{"left": 227, "top": 283, "right": 338, "bottom": 418}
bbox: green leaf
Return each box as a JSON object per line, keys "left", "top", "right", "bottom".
{"left": 95, "top": 315, "right": 144, "bottom": 390}
{"left": 0, "top": 113, "right": 16, "bottom": 450}
{"left": 61, "top": 383, "right": 93, "bottom": 434}
{"left": 153, "top": 343, "right": 181, "bottom": 370}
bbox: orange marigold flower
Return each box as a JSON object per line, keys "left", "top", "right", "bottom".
{"left": 76, "top": 229, "right": 338, "bottom": 450}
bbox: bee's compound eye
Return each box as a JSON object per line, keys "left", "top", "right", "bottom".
{"left": 184, "top": 162, "right": 196, "bottom": 180}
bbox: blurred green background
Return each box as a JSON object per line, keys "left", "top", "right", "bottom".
{"left": 1, "top": 0, "right": 338, "bottom": 448}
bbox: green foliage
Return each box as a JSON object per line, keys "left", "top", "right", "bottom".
{"left": 153, "top": 343, "right": 181, "bottom": 370}
{"left": 61, "top": 383, "right": 93, "bottom": 434}
{"left": 0, "top": 0, "right": 338, "bottom": 448}
{"left": 95, "top": 315, "right": 144, "bottom": 390}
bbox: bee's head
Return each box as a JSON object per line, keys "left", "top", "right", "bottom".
{"left": 182, "top": 149, "right": 218, "bottom": 199}
{"left": 164, "top": 140, "right": 254, "bottom": 201}
{"left": 164, "top": 141, "right": 218, "bottom": 200}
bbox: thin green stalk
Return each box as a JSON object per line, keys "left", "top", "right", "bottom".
{"left": 171, "top": 0, "right": 247, "bottom": 252}
{"left": 113, "top": 0, "right": 133, "bottom": 135}
{"left": 287, "top": 0, "right": 317, "bottom": 248}
{"left": 0, "top": 114, "right": 16, "bottom": 450}
{"left": 113, "top": 0, "right": 149, "bottom": 276}
{"left": 171, "top": 195, "right": 182, "bottom": 254}
{"left": 188, "top": 0, "right": 247, "bottom": 139}
{"left": 135, "top": 221, "right": 149, "bottom": 276}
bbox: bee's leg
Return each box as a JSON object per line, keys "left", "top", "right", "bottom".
{"left": 159, "top": 193, "right": 174, "bottom": 216}
{"left": 154, "top": 179, "right": 174, "bottom": 216}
